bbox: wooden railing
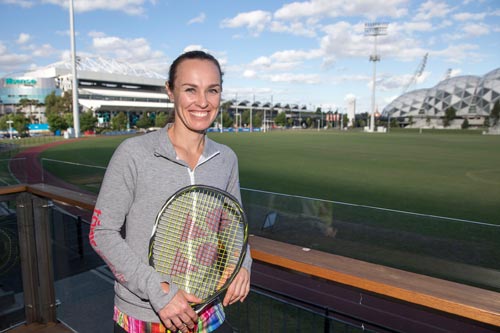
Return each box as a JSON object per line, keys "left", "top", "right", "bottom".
{"left": 2, "top": 183, "right": 499, "bottom": 330}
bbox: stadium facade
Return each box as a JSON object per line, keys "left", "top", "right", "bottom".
{"left": 0, "top": 57, "right": 173, "bottom": 127}
{"left": 382, "top": 68, "right": 500, "bottom": 128}
{"left": 0, "top": 57, "right": 333, "bottom": 131}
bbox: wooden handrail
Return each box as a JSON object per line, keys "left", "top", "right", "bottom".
{"left": 2, "top": 184, "right": 499, "bottom": 328}
{"left": 249, "top": 235, "right": 500, "bottom": 327}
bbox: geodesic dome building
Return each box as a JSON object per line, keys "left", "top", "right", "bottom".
{"left": 422, "top": 75, "right": 482, "bottom": 117}
{"left": 473, "top": 68, "right": 500, "bottom": 115}
{"left": 383, "top": 68, "right": 500, "bottom": 123}
{"left": 383, "top": 89, "right": 428, "bottom": 118}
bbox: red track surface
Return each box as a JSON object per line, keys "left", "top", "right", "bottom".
{"left": 10, "top": 138, "right": 88, "bottom": 190}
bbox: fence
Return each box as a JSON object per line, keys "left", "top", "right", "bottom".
{"left": 32, "top": 158, "right": 500, "bottom": 293}
{"left": 0, "top": 191, "right": 383, "bottom": 332}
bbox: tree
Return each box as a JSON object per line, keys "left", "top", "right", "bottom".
{"left": 342, "top": 114, "right": 349, "bottom": 128}
{"left": 155, "top": 112, "right": 168, "bottom": 127}
{"left": 443, "top": 107, "right": 456, "bottom": 127}
{"left": 274, "top": 112, "right": 287, "bottom": 126}
{"left": 44, "top": 91, "right": 74, "bottom": 133}
{"left": 221, "top": 110, "right": 233, "bottom": 128}
{"left": 80, "top": 110, "right": 97, "bottom": 132}
{"left": 136, "top": 113, "right": 153, "bottom": 129}
{"left": 490, "top": 100, "right": 500, "bottom": 127}
{"left": 0, "top": 115, "right": 9, "bottom": 131}
{"left": 45, "top": 91, "right": 72, "bottom": 117}
{"left": 241, "top": 109, "right": 249, "bottom": 127}
{"left": 47, "top": 113, "right": 69, "bottom": 134}
{"left": 111, "top": 112, "right": 128, "bottom": 131}
{"left": 252, "top": 112, "right": 262, "bottom": 128}
{"left": 483, "top": 116, "right": 490, "bottom": 128}
{"left": 390, "top": 118, "right": 398, "bottom": 128}
{"left": 11, "top": 114, "right": 29, "bottom": 136}
{"left": 461, "top": 118, "right": 469, "bottom": 129}
{"left": 18, "top": 98, "right": 39, "bottom": 123}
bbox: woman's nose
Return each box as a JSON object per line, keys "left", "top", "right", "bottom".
{"left": 196, "top": 92, "right": 209, "bottom": 107}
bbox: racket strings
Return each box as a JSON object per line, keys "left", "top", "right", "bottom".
{"left": 151, "top": 188, "right": 246, "bottom": 300}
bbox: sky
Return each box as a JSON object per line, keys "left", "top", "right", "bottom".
{"left": 0, "top": 0, "right": 499, "bottom": 113}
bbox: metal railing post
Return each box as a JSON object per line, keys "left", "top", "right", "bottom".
{"left": 15, "top": 193, "right": 57, "bottom": 325}
{"left": 16, "top": 192, "right": 39, "bottom": 324}
{"left": 77, "top": 215, "right": 84, "bottom": 259}
{"left": 33, "top": 196, "right": 56, "bottom": 323}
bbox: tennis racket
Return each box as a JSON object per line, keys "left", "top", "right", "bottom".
{"left": 149, "top": 185, "right": 248, "bottom": 313}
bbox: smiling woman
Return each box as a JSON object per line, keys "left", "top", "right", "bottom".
{"left": 166, "top": 53, "right": 223, "bottom": 144}
{"left": 89, "top": 50, "right": 252, "bottom": 333}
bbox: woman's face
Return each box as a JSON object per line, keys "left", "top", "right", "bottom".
{"left": 167, "top": 58, "right": 221, "bottom": 133}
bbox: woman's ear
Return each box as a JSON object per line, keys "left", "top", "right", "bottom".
{"left": 166, "top": 83, "right": 174, "bottom": 100}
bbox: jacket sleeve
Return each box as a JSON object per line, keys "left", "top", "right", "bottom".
{"left": 226, "top": 153, "right": 253, "bottom": 273}
{"left": 89, "top": 141, "right": 178, "bottom": 313}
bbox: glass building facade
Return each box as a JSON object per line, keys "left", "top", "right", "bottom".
{"left": 383, "top": 68, "right": 500, "bottom": 120}
{"left": 0, "top": 77, "right": 59, "bottom": 105}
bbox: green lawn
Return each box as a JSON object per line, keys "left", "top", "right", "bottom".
{"left": 37, "top": 130, "right": 500, "bottom": 291}
{"left": 39, "top": 130, "right": 500, "bottom": 224}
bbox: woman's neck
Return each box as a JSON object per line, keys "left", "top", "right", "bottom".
{"left": 168, "top": 123, "right": 205, "bottom": 169}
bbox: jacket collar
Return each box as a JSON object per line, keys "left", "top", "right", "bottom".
{"left": 153, "top": 123, "right": 220, "bottom": 165}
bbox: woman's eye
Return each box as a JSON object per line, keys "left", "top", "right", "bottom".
{"left": 209, "top": 88, "right": 220, "bottom": 94}
{"left": 185, "top": 88, "right": 195, "bottom": 93}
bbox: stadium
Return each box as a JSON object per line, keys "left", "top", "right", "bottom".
{"left": 382, "top": 67, "right": 500, "bottom": 128}
{"left": 0, "top": 56, "right": 353, "bottom": 132}
{"left": 0, "top": 57, "right": 172, "bottom": 128}
{"left": 1, "top": 56, "right": 498, "bottom": 131}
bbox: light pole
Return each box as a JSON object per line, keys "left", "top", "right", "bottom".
{"left": 219, "top": 106, "right": 223, "bottom": 133}
{"left": 365, "top": 22, "right": 387, "bottom": 133}
{"left": 7, "top": 120, "right": 13, "bottom": 139}
{"left": 69, "top": 0, "right": 80, "bottom": 137}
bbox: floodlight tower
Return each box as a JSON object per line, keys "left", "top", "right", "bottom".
{"left": 365, "top": 22, "right": 388, "bottom": 132}
{"left": 69, "top": 0, "right": 80, "bottom": 138}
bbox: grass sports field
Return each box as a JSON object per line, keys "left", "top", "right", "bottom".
{"left": 39, "top": 129, "right": 500, "bottom": 225}
{"left": 37, "top": 129, "right": 500, "bottom": 291}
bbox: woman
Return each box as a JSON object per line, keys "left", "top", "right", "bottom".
{"left": 90, "top": 50, "right": 252, "bottom": 333}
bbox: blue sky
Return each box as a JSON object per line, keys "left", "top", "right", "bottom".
{"left": 0, "top": 0, "right": 499, "bottom": 113}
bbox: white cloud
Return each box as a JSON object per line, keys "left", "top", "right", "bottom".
{"left": 274, "top": 0, "right": 408, "bottom": 20}
{"left": 398, "top": 21, "right": 433, "bottom": 34}
{"left": 453, "top": 12, "right": 487, "bottom": 21}
{"left": 32, "top": 43, "right": 57, "bottom": 57}
{"left": 16, "top": 33, "right": 31, "bottom": 44}
{"left": 0, "top": 0, "right": 33, "bottom": 8}
{"left": 431, "top": 43, "right": 481, "bottom": 64}
{"left": 263, "top": 72, "right": 322, "bottom": 84}
{"left": 89, "top": 33, "right": 169, "bottom": 73}
{"left": 181, "top": 45, "right": 228, "bottom": 69}
{"left": 221, "top": 10, "right": 272, "bottom": 36}
{"left": 270, "top": 49, "right": 322, "bottom": 62}
{"left": 269, "top": 21, "right": 317, "bottom": 37}
{"left": 449, "top": 68, "right": 462, "bottom": 78}
{"left": 461, "top": 22, "right": 490, "bottom": 37}
{"left": 188, "top": 13, "right": 206, "bottom": 25}
{"left": 344, "top": 94, "right": 356, "bottom": 101}
{"left": 414, "top": 0, "right": 454, "bottom": 21}
{"left": 243, "top": 69, "right": 256, "bottom": 78}
{"left": 41, "top": 0, "right": 151, "bottom": 15}
{"left": 0, "top": 41, "right": 32, "bottom": 72}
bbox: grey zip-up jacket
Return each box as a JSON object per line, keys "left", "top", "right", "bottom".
{"left": 90, "top": 124, "right": 252, "bottom": 322}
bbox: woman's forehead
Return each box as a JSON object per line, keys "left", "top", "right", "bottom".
{"left": 175, "top": 59, "right": 221, "bottom": 80}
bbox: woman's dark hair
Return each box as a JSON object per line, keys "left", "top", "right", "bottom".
{"left": 167, "top": 50, "right": 223, "bottom": 89}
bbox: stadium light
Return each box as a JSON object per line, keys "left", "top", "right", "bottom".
{"left": 69, "top": 0, "right": 81, "bottom": 138}
{"left": 6, "top": 120, "right": 13, "bottom": 140}
{"left": 365, "top": 22, "right": 388, "bottom": 133}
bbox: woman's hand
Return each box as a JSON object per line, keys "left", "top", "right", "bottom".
{"left": 158, "top": 283, "right": 201, "bottom": 333}
{"left": 222, "top": 268, "right": 250, "bottom": 306}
